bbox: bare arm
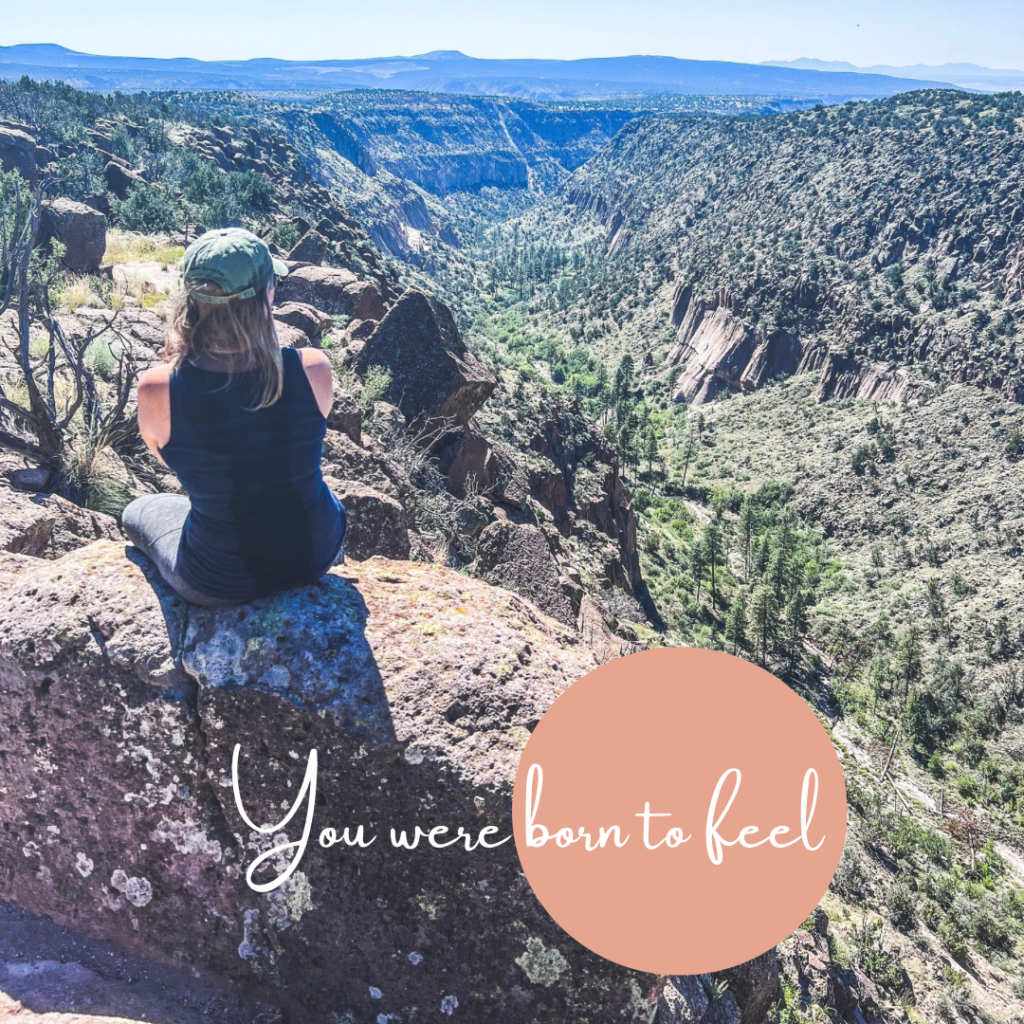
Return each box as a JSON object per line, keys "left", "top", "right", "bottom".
{"left": 298, "top": 347, "right": 334, "bottom": 419}
{"left": 136, "top": 365, "right": 172, "bottom": 467}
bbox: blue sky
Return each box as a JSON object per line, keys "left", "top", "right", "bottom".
{"left": 3, "top": 0, "right": 1024, "bottom": 69}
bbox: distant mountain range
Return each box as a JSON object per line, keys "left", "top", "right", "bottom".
{"left": 0, "top": 44, "right": 962, "bottom": 101}
{"left": 766, "top": 58, "right": 1024, "bottom": 93}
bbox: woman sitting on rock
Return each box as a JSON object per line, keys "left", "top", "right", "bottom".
{"left": 124, "top": 227, "right": 347, "bottom": 607}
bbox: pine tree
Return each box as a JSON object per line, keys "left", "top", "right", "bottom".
{"left": 726, "top": 590, "right": 749, "bottom": 655}
{"left": 784, "top": 591, "right": 808, "bottom": 664}
{"left": 613, "top": 354, "right": 634, "bottom": 405}
{"left": 749, "top": 585, "right": 780, "bottom": 665}
{"left": 703, "top": 520, "right": 723, "bottom": 611}
{"left": 739, "top": 497, "right": 757, "bottom": 577}
{"left": 691, "top": 542, "right": 708, "bottom": 604}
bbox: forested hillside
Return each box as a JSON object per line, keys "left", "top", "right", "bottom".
{"left": 497, "top": 90, "right": 1024, "bottom": 403}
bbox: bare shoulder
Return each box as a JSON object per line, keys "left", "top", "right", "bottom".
{"left": 137, "top": 363, "right": 172, "bottom": 393}
{"left": 136, "top": 363, "right": 172, "bottom": 460}
{"left": 296, "top": 346, "right": 334, "bottom": 417}
{"left": 297, "top": 347, "right": 332, "bottom": 371}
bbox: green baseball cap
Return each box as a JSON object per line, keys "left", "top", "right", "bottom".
{"left": 181, "top": 227, "right": 288, "bottom": 305}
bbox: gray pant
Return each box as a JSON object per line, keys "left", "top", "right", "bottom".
{"left": 122, "top": 494, "right": 239, "bottom": 606}
{"left": 122, "top": 493, "right": 347, "bottom": 607}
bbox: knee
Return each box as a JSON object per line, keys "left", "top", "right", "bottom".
{"left": 121, "top": 495, "right": 156, "bottom": 540}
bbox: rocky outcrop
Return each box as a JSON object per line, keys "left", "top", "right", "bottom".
{"left": 718, "top": 950, "right": 780, "bottom": 1024}
{"left": 286, "top": 229, "right": 329, "bottom": 265}
{"left": 775, "top": 908, "right": 906, "bottom": 1024}
{"left": 666, "top": 286, "right": 825, "bottom": 405}
{"left": 470, "top": 521, "right": 578, "bottom": 625}
{"left": 103, "top": 161, "right": 147, "bottom": 200}
{"left": 0, "top": 124, "right": 43, "bottom": 182}
{"left": 326, "top": 380, "right": 363, "bottom": 443}
{"left": 355, "top": 288, "right": 496, "bottom": 429}
{"left": 659, "top": 974, "right": 741, "bottom": 1023}
{"left": 325, "top": 479, "right": 411, "bottom": 561}
{"left": 268, "top": 299, "right": 331, "bottom": 348}
{"left": 321, "top": 429, "right": 413, "bottom": 508}
{"left": 40, "top": 198, "right": 107, "bottom": 274}
{"left": 814, "top": 352, "right": 928, "bottom": 403}
{"left": 276, "top": 264, "right": 384, "bottom": 322}
{"left": 434, "top": 423, "right": 530, "bottom": 507}
{"left": 0, "top": 540, "right": 634, "bottom": 1023}
{"left": 0, "top": 485, "right": 120, "bottom": 558}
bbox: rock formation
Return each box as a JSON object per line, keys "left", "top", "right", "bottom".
{"left": 0, "top": 486, "right": 120, "bottom": 557}
{"left": 0, "top": 124, "right": 44, "bottom": 182}
{"left": 286, "top": 229, "right": 330, "bottom": 265}
{"left": 666, "top": 285, "right": 826, "bottom": 405}
{"left": 470, "top": 520, "right": 578, "bottom": 625}
{"left": 814, "top": 352, "right": 928, "bottom": 403}
{"left": 272, "top": 301, "right": 333, "bottom": 343}
{"left": 0, "top": 540, "right": 611, "bottom": 1023}
{"left": 277, "top": 264, "right": 384, "bottom": 323}
{"left": 40, "top": 198, "right": 108, "bottom": 274}
{"left": 103, "top": 161, "right": 147, "bottom": 200}
{"left": 355, "top": 288, "right": 497, "bottom": 429}
{"left": 324, "top": 479, "right": 411, "bottom": 561}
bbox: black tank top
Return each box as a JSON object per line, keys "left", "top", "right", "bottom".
{"left": 158, "top": 346, "right": 346, "bottom": 601}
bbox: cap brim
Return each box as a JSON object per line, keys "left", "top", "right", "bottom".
{"left": 272, "top": 258, "right": 289, "bottom": 279}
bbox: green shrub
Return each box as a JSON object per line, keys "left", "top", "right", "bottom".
{"left": 972, "top": 910, "right": 1013, "bottom": 953}
{"left": 938, "top": 918, "right": 970, "bottom": 961}
{"left": 886, "top": 877, "right": 917, "bottom": 931}
{"left": 112, "top": 183, "right": 181, "bottom": 234}
{"left": 358, "top": 365, "right": 393, "bottom": 413}
{"left": 920, "top": 899, "right": 942, "bottom": 930}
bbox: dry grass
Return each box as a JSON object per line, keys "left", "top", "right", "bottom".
{"left": 55, "top": 274, "right": 104, "bottom": 313}
{"left": 106, "top": 267, "right": 178, "bottom": 320}
{"left": 103, "top": 229, "right": 185, "bottom": 269}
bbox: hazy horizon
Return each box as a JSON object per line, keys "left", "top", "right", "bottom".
{"left": 2, "top": 0, "right": 1024, "bottom": 68}
{"left": 3, "top": 43, "right": 1023, "bottom": 77}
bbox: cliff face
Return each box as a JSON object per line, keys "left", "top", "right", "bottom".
{"left": 277, "top": 94, "right": 646, "bottom": 259}
{"left": 554, "top": 92, "right": 1024, "bottom": 404}
{"left": 660, "top": 283, "right": 929, "bottom": 406}
{"left": 666, "top": 283, "right": 827, "bottom": 404}
{"left": 814, "top": 352, "right": 928, "bottom": 403}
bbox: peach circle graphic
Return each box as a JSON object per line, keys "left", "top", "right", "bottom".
{"left": 512, "top": 647, "right": 847, "bottom": 974}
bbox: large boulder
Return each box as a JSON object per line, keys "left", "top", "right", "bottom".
{"left": 326, "top": 379, "right": 362, "bottom": 443}
{"left": 325, "top": 479, "right": 410, "bottom": 561}
{"left": 0, "top": 541, "right": 630, "bottom": 1024}
{"left": 276, "top": 265, "right": 383, "bottom": 321}
{"left": 41, "top": 198, "right": 108, "bottom": 274}
{"left": 103, "top": 161, "right": 147, "bottom": 200}
{"left": 355, "top": 289, "right": 496, "bottom": 430}
{"left": 0, "top": 484, "right": 121, "bottom": 558}
{"left": 272, "top": 301, "right": 333, "bottom": 343}
{"left": 286, "top": 229, "right": 329, "bottom": 266}
{"left": 470, "top": 520, "right": 577, "bottom": 626}
{"left": 0, "top": 125, "right": 39, "bottom": 181}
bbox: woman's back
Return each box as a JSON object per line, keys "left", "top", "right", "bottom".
{"left": 158, "top": 345, "right": 345, "bottom": 601}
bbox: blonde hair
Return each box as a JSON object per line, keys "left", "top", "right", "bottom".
{"left": 165, "top": 280, "right": 283, "bottom": 409}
